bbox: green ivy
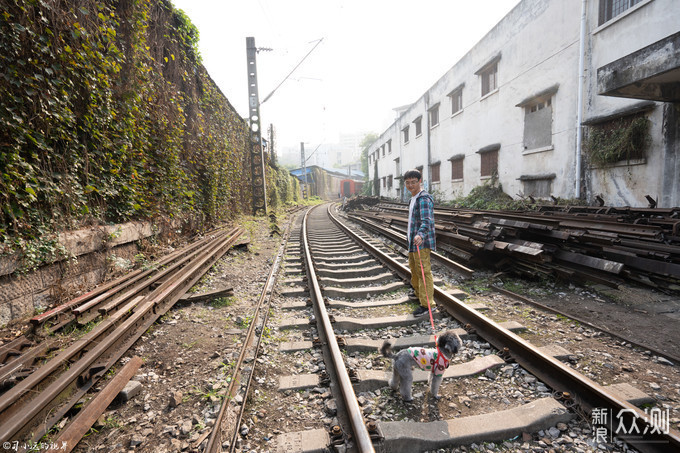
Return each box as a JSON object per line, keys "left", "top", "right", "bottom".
{"left": 585, "top": 116, "right": 650, "bottom": 166}
{"left": 0, "top": 0, "right": 300, "bottom": 265}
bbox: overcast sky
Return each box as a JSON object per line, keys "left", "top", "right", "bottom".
{"left": 170, "top": 0, "right": 522, "bottom": 153}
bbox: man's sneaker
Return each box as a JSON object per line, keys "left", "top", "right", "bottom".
{"left": 413, "top": 306, "right": 428, "bottom": 316}
{"left": 407, "top": 290, "right": 418, "bottom": 300}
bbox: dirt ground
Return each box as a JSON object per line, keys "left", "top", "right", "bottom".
{"left": 1, "top": 208, "right": 679, "bottom": 452}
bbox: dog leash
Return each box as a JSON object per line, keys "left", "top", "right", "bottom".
{"left": 416, "top": 243, "right": 446, "bottom": 373}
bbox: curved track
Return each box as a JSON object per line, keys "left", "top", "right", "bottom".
{"left": 261, "top": 203, "right": 680, "bottom": 453}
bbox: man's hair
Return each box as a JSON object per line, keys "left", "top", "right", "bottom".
{"left": 404, "top": 169, "right": 422, "bottom": 180}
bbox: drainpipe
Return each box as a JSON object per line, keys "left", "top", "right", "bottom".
{"left": 575, "top": 0, "right": 587, "bottom": 199}
{"left": 425, "top": 93, "right": 431, "bottom": 191}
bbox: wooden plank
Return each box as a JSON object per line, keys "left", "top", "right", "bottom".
{"left": 54, "top": 356, "right": 143, "bottom": 452}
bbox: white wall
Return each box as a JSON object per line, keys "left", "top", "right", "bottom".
{"left": 368, "top": 0, "right": 680, "bottom": 207}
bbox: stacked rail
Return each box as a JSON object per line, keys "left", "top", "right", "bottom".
{"left": 348, "top": 202, "right": 680, "bottom": 289}
{"left": 0, "top": 228, "right": 243, "bottom": 450}
{"left": 325, "top": 204, "right": 680, "bottom": 452}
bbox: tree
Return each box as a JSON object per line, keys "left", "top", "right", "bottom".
{"left": 359, "top": 133, "right": 378, "bottom": 177}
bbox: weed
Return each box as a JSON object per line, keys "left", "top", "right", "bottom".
{"left": 181, "top": 340, "right": 199, "bottom": 349}
{"left": 210, "top": 296, "right": 235, "bottom": 308}
{"left": 103, "top": 415, "right": 121, "bottom": 429}
{"left": 237, "top": 315, "right": 253, "bottom": 329}
{"left": 191, "top": 385, "right": 224, "bottom": 401}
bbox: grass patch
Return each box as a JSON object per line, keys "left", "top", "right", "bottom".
{"left": 210, "top": 296, "right": 235, "bottom": 308}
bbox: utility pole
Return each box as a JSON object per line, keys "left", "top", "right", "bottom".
{"left": 246, "top": 37, "right": 267, "bottom": 216}
{"left": 300, "top": 142, "right": 307, "bottom": 199}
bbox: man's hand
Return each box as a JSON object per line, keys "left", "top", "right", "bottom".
{"left": 414, "top": 234, "right": 423, "bottom": 247}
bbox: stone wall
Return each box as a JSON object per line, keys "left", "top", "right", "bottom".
{"left": 0, "top": 222, "right": 156, "bottom": 326}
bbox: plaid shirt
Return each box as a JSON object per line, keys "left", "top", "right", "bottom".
{"left": 408, "top": 191, "right": 436, "bottom": 252}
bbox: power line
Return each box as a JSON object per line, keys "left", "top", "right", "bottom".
{"left": 260, "top": 38, "right": 324, "bottom": 105}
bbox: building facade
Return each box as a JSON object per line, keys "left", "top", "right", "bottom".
{"left": 368, "top": 0, "right": 680, "bottom": 207}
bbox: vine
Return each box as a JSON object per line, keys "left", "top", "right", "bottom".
{"left": 585, "top": 116, "right": 650, "bottom": 166}
{"left": 0, "top": 0, "right": 299, "bottom": 268}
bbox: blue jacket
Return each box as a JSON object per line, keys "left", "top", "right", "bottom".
{"left": 408, "top": 191, "right": 436, "bottom": 252}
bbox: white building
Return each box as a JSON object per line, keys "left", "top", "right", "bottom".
{"left": 368, "top": 0, "right": 680, "bottom": 207}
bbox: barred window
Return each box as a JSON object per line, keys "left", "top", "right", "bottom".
{"left": 429, "top": 104, "right": 440, "bottom": 128}
{"left": 599, "top": 0, "right": 645, "bottom": 25}
{"left": 449, "top": 88, "right": 463, "bottom": 114}
{"left": 414, "top": 116, "right": 423, "bottom": 137}
{"left": 481, "top": 62, "right": 498, "bottom": 96}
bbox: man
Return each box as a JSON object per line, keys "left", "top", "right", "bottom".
{"left": 404, "top": 169, "right": 436, "bottom": 316}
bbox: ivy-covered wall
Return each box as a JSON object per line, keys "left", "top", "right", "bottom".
{"left": 0, "top": 0, "right": 270, "bottom": 259}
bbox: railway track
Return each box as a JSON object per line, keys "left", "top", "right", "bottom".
{"left": 1, "top": 206, "right": 678, "bottom": 452}
{"left": 0, "top": 228, "right": 243, "bottom": 451}
{"left": 235, "top": 203, "right": 679, "bottom": 453}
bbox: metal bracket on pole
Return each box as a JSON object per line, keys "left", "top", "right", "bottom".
{"left": 246, "top": 37, "right": 267, "bottom": 216}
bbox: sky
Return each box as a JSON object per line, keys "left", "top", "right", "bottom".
{"left": 170, "top": 0, "right": 523, "bottom": 154}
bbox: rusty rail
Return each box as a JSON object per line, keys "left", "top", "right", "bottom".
{"left": 0, "top": 227, "right": 243, "bottom": 448}
{"left": 330, "top": 204, "right": 680, "bottom": 453}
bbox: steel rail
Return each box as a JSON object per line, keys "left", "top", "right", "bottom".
{"left": 30, "top": 234, "right": 214, "bottom": 331}
{"left": 303, "top": 205, "right": 375, "bottom": 453}
{"left": 491, "top": 285, "right": 680, "bottom": 366}
{"left": 345, "top": 211, "right": 474, "bottom": 277}
{"left": 203, "top": 216, "right": 293, "bottom": 453}
{"left": 0, "top": 229, "right": 234, "bottom": 413}
{"left": 328, "top": 204, "right": 680, "bottom": 453}
{"left": 0, "top": 228, "right": 243, "bottom": 447}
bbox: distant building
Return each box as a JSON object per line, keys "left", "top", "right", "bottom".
{"left": 369, "top": 0, "right": 680, "bottom": 207}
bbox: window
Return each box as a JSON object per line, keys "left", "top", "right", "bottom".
{"left": 585, "top": 112, "right": 650, "bottom": 165}
{"left": 387, "top": 139, "right": 392, "bottom": 154}
{"left": 520, "top": 175, "right": 555, "bottom": 198}
{"left": 430, "top": 163, "right": 440, "bottom": 183}
{"left": 381, "top": 144, "right": 385, "bottom": 157}
{"left": 523, "top": 97, "right": 553, "bottom": 150}
{"left": 449, "top": 87, "right": 463, "bottom": 115}
{"left": 429, "top": 104, "right": 440, "bottom": 128}
{"left": 387, "top": 175, "right": 393, "bottom": 189}
{"left": 402, "top": 126, "right": 410, "bottom": 144}
{"left": 449, "top": 155, "right": 464, "bottom": 180}
{"left": 598, "top": 0, "right": 645, "bottom": 25}
{"left": 381, "top": 176, "right": 386, "bottom": 188}
{"left": 478, "top": 144, "right": 500, "bottom": 178}
{"left": 395, "top": 157, "right": 400, "bottom": 176}
{"left": 481, "top": 62, "right": 498, "bottom": 96}
{"left": 414, "top": 116, "right": 423, "bottom": 137}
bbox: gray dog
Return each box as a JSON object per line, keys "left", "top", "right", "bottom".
{"left": 380, "top": 331, "right": 462, "bottom": 401}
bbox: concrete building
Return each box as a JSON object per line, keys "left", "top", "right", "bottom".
{"left": 368, "top": 0, "right": 680, "bottom": 207}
